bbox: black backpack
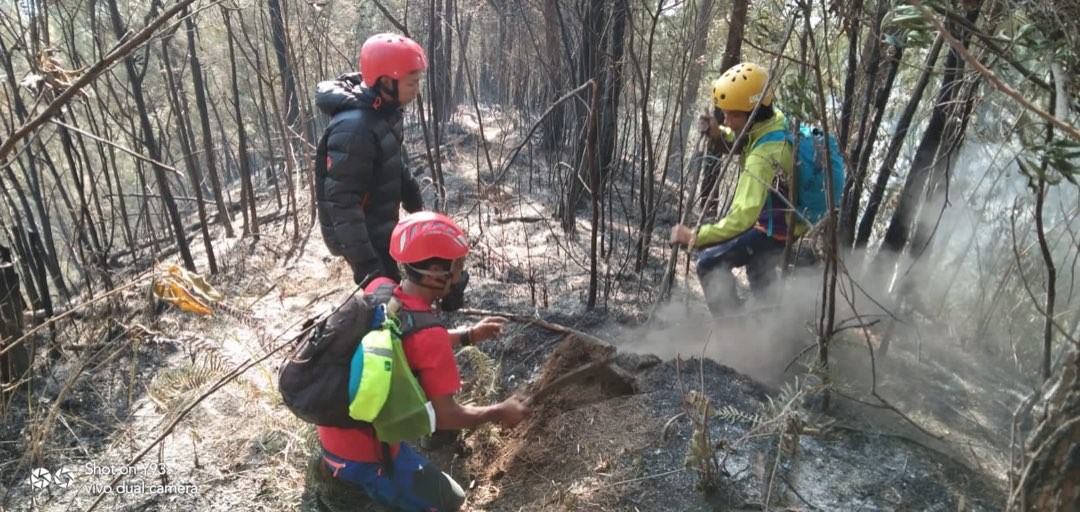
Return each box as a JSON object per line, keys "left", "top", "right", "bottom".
{"left": 278, "top": 283, "right": 441, "bottom": 428}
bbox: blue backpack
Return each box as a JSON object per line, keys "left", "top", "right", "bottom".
{"left": 752, "top": 119, "right": 845, "bottom": 229}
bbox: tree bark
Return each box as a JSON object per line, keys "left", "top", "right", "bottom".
{"left": 854, "top": 34, "right": 944, "bottom": 249}
{"left": 0, "top": 244, "right": 29, "bottom": 387}
{"left": 838, "top": 0, "right": 888, "bottom": 247}
{"left": 161, "top": 36, "right": 218, "bottom": 274}
{"left": 1009, "top": 348, "right": 1080, "bottom": 510}
{"left": 720, "top": 0, "right": 749, "bottom": 71}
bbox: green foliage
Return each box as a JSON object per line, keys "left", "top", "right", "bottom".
{"left": 1017, "top": 124, "right": 1080, "bottom": 187}
{"left": 777, "top": 73, "right": 819, "bottom": 122}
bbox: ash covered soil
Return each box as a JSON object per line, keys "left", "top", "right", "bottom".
{"left": 2, "top": 119, "right": 1018, "bottom": 511}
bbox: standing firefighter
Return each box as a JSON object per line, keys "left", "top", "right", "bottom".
{"left": 315, "top": 212, "right": 530, "bottom": 511}
{"left": 670, "top": 63, "right": 797, "bottom": 314}
{"left": 314, "top": 33, "right": 427, "bottom": 286}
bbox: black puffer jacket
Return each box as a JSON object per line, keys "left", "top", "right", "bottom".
{"left": 313, "top": 73, "right": 424, "bottom": 278}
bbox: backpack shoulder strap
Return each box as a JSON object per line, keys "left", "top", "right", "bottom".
{"left": 375, "top": 284, "right": 443, "bottom": 338}
{"left": 396, "top": 309, "right": 443, "bottom": 338}
{"left": 751, "top": 129, "right": 790, "bottom": 151}
{"left": 372, "top": 282, "right": 396, "bottom": 302}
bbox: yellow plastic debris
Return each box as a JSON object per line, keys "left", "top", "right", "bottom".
{"left": 151, "top": 264, "right": 223, "bottom": 316}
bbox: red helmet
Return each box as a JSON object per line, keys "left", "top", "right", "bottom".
{"left": 391, "top": 212, "right": 470, "bottom": 264}
{"left": 359, "top": 33, "right": 428, "bottom": 88}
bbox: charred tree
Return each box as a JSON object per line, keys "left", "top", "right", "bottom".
{"left": 837, "top": 0, "right": 888, "bottom": 247}
{"left": 107, "top": 0, "right": 197, "bottom": 271}
{"left": 0, "top": 245, "right": 29, "bottom": 388}
{"left": 223, "top": 8, "right": 260, "bottom": 240}
{"left": 854, "top": 34, "right": 944, "bottom": 249}
{"left": 877, "top": 3, "right": 982, "bottom": 260}
{"left": 1009, "top": 348, "right": 1080, "bottom": 510}
{"left": 161, "top": 36, "right": 218, "bottom": 274}
{"left": 185, "top": 11, "right": 236, "bottom": 238}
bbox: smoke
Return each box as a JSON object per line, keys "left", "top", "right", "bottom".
{"left": 619, "top": 266, "right": 833, "bottom": 387}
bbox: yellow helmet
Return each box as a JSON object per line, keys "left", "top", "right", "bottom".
{"left": 711, "top": 63, "right": 773, "bottom": 112}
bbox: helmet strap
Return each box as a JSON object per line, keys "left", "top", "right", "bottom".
{"left": 405, "top": 264, "right": 453, "bottom": 292}
{"left": 373, "top": 77, "right": 402, "bottom": 107}
{"left": 389, "top": 78, "right": 400, "bottom": 103}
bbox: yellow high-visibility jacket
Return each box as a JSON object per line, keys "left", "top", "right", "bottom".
{"left": 695, "top": 112, "right": 803, "bottom": 247}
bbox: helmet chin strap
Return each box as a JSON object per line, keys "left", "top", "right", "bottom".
{"left": 389, "top": 78, "right": 400, "bottom": 103}
{"left": 373, "top": 78, "right": 402, "bottom": 107}
{"left": 405, "top": 264, "right": 453, "bottom": 294}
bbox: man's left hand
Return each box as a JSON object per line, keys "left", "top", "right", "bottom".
{"left": 469, "top": 316, "right": 509, "bottom": 343}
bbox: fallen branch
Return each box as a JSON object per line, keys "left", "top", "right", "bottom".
{"left": 455, "top": 307, "right": 615, "bottom": 350}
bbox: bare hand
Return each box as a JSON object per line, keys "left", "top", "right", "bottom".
{"left": 470, "top": 316, "right": 509, "bottom": 343}
{"left": 497, "top": 396, "right": 530, "bottom": 428}
{"left": 670, "top": 225, "right": 695, "bottom": 247}
{"left": 697, "top": 110, "right": 719, "bottom": 138}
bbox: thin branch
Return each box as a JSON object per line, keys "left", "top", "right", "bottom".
{"left": 455, "top": 306, "right": 616, "bottom": 350}
{"left": 488, "top": 79, "right": 596, "bottom": 187}
{"left": 50, "top": 119, "right": 182, "bottom": 176}
{"left": 908, "top": 0, "right": 1080, "bottom": 143}
{"left": 368, "top": 0, "right": 409, "bottom": 34}
{"left": 0, "top": 0, "right": 201, "bottom": 164}
{"left": 1009, "top": 200, "right": 1079, "bottom": 347}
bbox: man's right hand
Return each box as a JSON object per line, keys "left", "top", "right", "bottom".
{"left": 497, "top": 396, "right": 530, "bottom": 428}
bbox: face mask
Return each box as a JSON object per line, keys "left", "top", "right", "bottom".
{"left": 439, "top": 269, "right": 469, "bottom": 312}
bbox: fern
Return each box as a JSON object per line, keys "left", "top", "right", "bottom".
{"left": 457, "top": 346, "right": 497, "bottom": 405}
{"left": 147, "top": 352, "right": 232, "bottom": 414}
{"left": 716, "top": 405, "right": 763, "bottom": 426}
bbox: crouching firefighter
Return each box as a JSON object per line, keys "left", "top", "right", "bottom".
{"left": 671, "top": 63, "right": 798, "bottom": 315}
{"left": 317, "top": 211, "right": 531, "bottom": 511}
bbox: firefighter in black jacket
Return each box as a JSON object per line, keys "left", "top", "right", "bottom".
{"left": 314, "top": 33, "right": 427, "bottom": 285}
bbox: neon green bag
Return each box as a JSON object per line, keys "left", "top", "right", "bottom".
{"left": 345, "top": 298, "right": 438, "bottom": 443}
{"left": 347, "top": 328, "right": 394, "bottom": 422}
{"left": 371, "top": 315, "right": 436, "bottom": 444}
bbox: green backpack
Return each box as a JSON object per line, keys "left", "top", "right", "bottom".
{"left": 348, "top": 297, "right": 441, "bottom": 444}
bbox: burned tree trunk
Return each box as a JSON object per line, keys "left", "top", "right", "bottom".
{"left": 223, "top": 8, "right": 260, "bottom": 240}
{"left": 185, "top": 12, "right": 235, "bottom": 238}
{"left": 107, "top": 0, "right": 197, "bottom": 272}
{"left": 0, "top": 245, "right": 29, "bottom": 388}
{"left": 1009, "top": 348, "right": 1080, "bottom": 510}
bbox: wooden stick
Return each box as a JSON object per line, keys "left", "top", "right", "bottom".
{"left": 455, "top": 307, "right": 616, "bottom": 350}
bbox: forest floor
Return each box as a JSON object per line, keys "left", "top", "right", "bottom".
{"left": 1, "top": 113, "right": 1028, "bottom": 511}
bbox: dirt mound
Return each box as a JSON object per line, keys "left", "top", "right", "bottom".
{"left": 459, "top": 336, "right": 647, "bottom": 510}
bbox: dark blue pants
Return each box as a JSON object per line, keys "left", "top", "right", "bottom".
{"left": 695, "top": 229, "right": 785, "bottom": 315}
{"left": 321, "top": 444, "right": 465, "bottom": 511}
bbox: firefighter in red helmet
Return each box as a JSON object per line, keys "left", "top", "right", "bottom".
{"left": 316, "top": 212, "right": 529, "bottom": 511}
{"left": 313, "top": 33, "right": 429, "bottom": 286}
